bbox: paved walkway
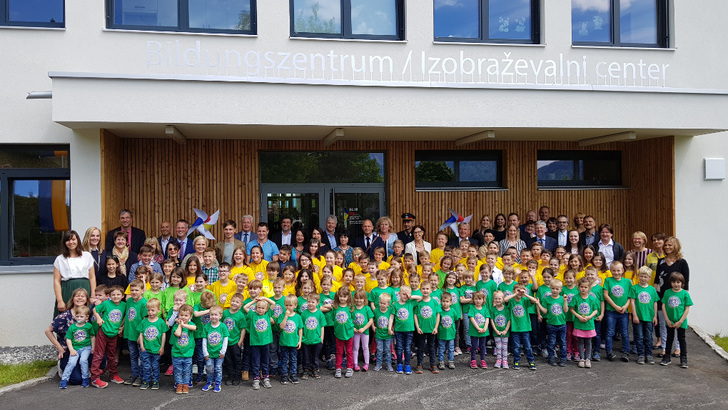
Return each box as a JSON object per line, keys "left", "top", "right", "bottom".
{"left": 1, "top": 329, "right": 727, "bottom": 410}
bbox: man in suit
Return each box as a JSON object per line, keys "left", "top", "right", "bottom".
{"left": 527, "top": 220, "right": 557, "bottom": 252}
{"left": 548, "top": 215, "right": 570, "bottom": 247}
{"left": 234, "top": 214, "right": 257, "bottom": 246}
{"left": 158, "top": 221, "right": 172, "bottom": 258}
{"left": 322, "top": 215, "right": 339, "bottom": 250}
{"left": 104, "top": 209, "right": 146, "bottom": 254}
{"left": 397, "top": 213, "right": 416, "bottom": 246}
{"left": 579, "top": 215, "right": 598, "bottom": 248}
{"left": 447, "top": 222, "right": 479, "bottom": 248}
{"left": 270, "top": 216, "right": 293, "bottom": 249}
{"left": 354, "top": 219, "right": 377, "bottom": 255}
{"left": 539, "top": 205, "right": 551, "bottom": 223}
{"left": 175, "top": 219, "right": 195, "bottom": 260}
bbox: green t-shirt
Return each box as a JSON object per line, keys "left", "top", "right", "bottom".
{"left": 279, "top": 313, "right": 303, "bottom": 348}
{"left": 661, "top": 289, "right": 693, "bottom": 329}
{"left": 569, "top": 294, "right": 600, "bottom": 331}
{"left": 437, "top": 308, "right": 458, "bottom": 341}
{"left": 270, "top": 295, "right": 286, "bottom": 332}
{"left": 296, "top": 296, "right": 312, "bottom": 315}
{"left": 301, "top": 309, "right": 326, "bottom": 345}
{"left": 629, "top": 284, "right": 659, "bottom": 322}
{"left": 352, "top": 306, "right": 374, "bottom": 331}
{"left": 97, "top": 300, "right": 126, "bottom": 337}
{"left": 460, "top": 285, "right": 477, "bottom": 315}
{"left": 247, "top": 310, "right": 273, "bottom": 346}
{"left": 66, "top": 322, "right": 96, "bottom": 350}
{"left": 443, "top": 287, "right": 462, "bottom": 319}
{"left": 369, "top": 286, "right": 396, "bottom": 306}
{"left": 604, "top": 277, "right": 632, "bottom": 312}
{"left": 536, "top": 285, "right": 552, "bottom": 305}
{"left": 163, "top": 286, "right": 190, "bottom": 313}
{"left": 171, "top": 321, "right": 195, "bottom": 358}
{"left": 497, "top": 281, "right": 516, "bottom": 298}
{"left": 333, "top": 306, "right": 354, "bottom": 341}
{"left": 490, "top": 305, "right": 510, "bottom": 337}
{"left": 541, "top": 295, "right": 567, "bottom": 326}
{"left": 416, "top": 298, "right": 441, "bottom": 334}
{"left": 223, "top": 308, "right": 247, "bottom": 345}
{"left": 467, "top": 305, "right": 490, "bottom": 337}
{"left": 390, "top": 287, "right": 401, "bottom": 304}
{"left": 143, "top": 290, "right": 165, "bottom": 317}
{"left": 508, "top": 297, "right": 531, "bottom": 333}
{"left": 124, "top": 297, "right": 147, "bottom": 341}
{"left": 524, "top": 286, "right": 537, "bottom": 314}
{"left": 589, "top": 284, "right": 604, "bottom": 316}
{"left": 192, "top": 303, "right": 211, "bottom": 339}
{"left": 476, "top": 280, "right": 497, "bottom": 306}
{"left": 204, "top": 322, "right": 230, "bottom": 357}
{"left": 430, "top": 289, "right": 443, "bottom": 305}
{"left": 373, "top": 306, "right": 393, "bottom": 340}
{"left": 561, "top": 285, "right": 579, "bottom": 322}
{"left": 137, "top": 318, "right": 169, "bottom": 354}
{"left": 436, "top": 270, "right": 448, "bottom": 289}
{"left": 392, "top": 299, "right": 417, "bottom": 332}
{"left": 319, "top": 292, "right": 336, "bottom": 326}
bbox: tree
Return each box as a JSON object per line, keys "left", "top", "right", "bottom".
{"left": 415, "top": 161, "right": 455, "bottom": 183}
{"left": 294, "top": 2, "right": 337, "bottom": 34}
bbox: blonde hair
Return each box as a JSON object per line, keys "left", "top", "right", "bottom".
{"left": 81, "top": 227, "right": 103, "bottom": 252}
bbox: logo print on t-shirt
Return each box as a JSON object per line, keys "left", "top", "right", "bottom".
{"left": 255, "top": 318, "right": 268, "bottom": 332}
{"left": 301, "top": 302, "right": 309, "bottom": 311}
{"left": 377, "top": 316, "right": 389, "bottom": 328}
{"left": 668, "top": 296, "right": 681, "bottom": 308}
{"left": 178, "top": 332, "right": 190, "bottom": 347}
{"left": 397, "top": 308, "right": 409, "bottom": 321}
{"left": 208, "top": 331, "right": 222, "bottom": 346}
{"left": 638, "top": 291, "right": 651, "bottom": 304}
{"left": 512, "top": 305, "right": 525, "bottom": 318}
{"left": 611, "top": 285, "right": 624, "bottom": 298}
{"left": 284, "top": 320, "right": 296, "bottom": 334}
{"left": 201, "top": 314, "right": 211, "bottom": 325}
{"left": 128, "top": 307, "right": 137, "bottom": 321}
{"left": 578, "top": 302, "right": 591, "bottom": 315}
{"left": 336, "top": 311, "right": 349, "bottom": 324}
{"left": 144, "top": 326, "right": 159, "bottom": 341}
{"left": 420, "top": 306, "right": 433, "bottom": 319}
{"left": 475, "top": 313, "right": 486, "bottom": 326}
{"left": 224, "top": 318, "right": 235, "bottom": 331}
{"left": 544, "top": 291, "right": 552, "bottom": 298}
{"left": 465, "top": 290, "right": 474, "bottom": 298}
{"left": 255, "top": 272, "right": 264, "bottom": 281}
{"left": 441, "top": 315, "right": 453, "bottom": 329}
{"left": 354, "top": 313, "right": 365, "bottom": 326}
{"left": 305, "top": 317, "right": 319, "bottom": 330}
{"left": 504, "top": 290, "right": 513, "bottom": 297}
{"left": 108, "top": 309, "right": 122, "bottom": 324}
{"left": 73, "top": 329, "right": 87, "bottom": 343}
{"left": 495, "top": 314, "right": 506, "bottom": 328}
{"left": 273, "top": 304, "right": 284, "bottom": 318}
{"left": 550, "top": 303, "right": 563, "bottom": 316}
{"left": 566, "top": 294, "right": 574, "bottom": 303}
{"left": 219, "top": 294, "right": 228, "bottom": 305}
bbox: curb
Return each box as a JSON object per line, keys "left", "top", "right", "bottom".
{"left": 691, "top": 325, "right": 728, "bottom": 361}
{"left": 0, "top": 366, "right": 56, "bottom": 397}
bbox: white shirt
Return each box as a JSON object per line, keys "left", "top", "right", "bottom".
{"left": 558, "top": 230, "right": 568, "bottom": 247}
{"left": 54, "top": 252, "right": 94, "bottom": 281}
{"left": 598, "top": 239, "right": 615, "bottom": 267}
{"left": 281, "top": 232, "right": 291, "bottom": 246}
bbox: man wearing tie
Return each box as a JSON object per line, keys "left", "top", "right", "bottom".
{"left": 104, "top": 209, "right": 146, "bottom": 254}
{"left": 355, "top": 219, "right": 377, "bottom": 256}
{"left": 235, "top": 214, "right": 258, "bottom": 246}
{"left": 174, "top": 219, "right": 194, "bottom": 259}
{"left": 528, "top": 220, "right": 557, "bottom": 252}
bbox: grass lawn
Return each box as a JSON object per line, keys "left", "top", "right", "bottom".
{"left": 714, "top": 336, "right": 728, "bottom": 352}
{"left": 0, "top": 360, "right": 56, "bottom": 388}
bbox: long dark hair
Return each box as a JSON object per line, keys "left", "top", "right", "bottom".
{"left": 61, "top": 230, "right": 82, "bottom": 258}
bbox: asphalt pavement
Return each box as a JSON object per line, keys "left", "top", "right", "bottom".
{"left": 1, "top": 329, "right": 727, "bottom": 410}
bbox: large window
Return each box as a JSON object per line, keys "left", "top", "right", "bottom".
{"left": 0, "top": 145, "right": 70, "bottom": 265}
{"left": 291, "top": 0, "right": 403, "bottom": 40}
{"left": 434, "top": 0, "right": 539, "bottom": 44}
{"left": 0, "top": 0, "right": 64, "bottom": 27}
{"left": 572, "top": 0, "right": 668, "bottom": 47}
{"left": 537, "top": 151, "right": 622, "bottom": 188}
{"left": 106, "top": 0, "right": 256, "bottom": 34}
{"left": 415, "top": 151, "right": 502, "bottom": 190}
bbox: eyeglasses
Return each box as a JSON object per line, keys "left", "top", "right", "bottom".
{"left": 413, "top": 230, "right": 423, "bottom": 234}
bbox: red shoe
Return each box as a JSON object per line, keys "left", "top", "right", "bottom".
{"left": 110, "top": 375, "right": 125, "bottom": 384}
{"left": 91, "top": 379, "right": 108, "bottom": 389}
{"left": 480, "top": 360, "right": 488, "bottom": 369}
{"left": 165, "top": 365, "right": 174, "bottom": 376}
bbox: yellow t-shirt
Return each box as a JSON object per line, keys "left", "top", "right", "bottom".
{"left": 430, "top": 249, "right": 444, "bottom": 265}
{"left": 125, "top": 281, "right": 151, "bottom": 295}
{"left": 208, "top": 279, "right": 238, "bottom": 309}
{"left": 247, "top": 260, "right": 269, "bottom": 282}
{"left": 234, "top": 284, "right": 250, "bottom": 300}
{"left": 312, "top": 256, "right": 326, "bottom": 272}
{"left": 231, "top": 265, "right": 253, "bottom": 279}
{"left": 348, "top": 262, "right": 364, "bottom": 276}
{"left": 377, "top": 261, "right": 391, "bottom": 271}
{"left": 316, "top": 280, "right": 342, "bottom": 294}
{"left": 363, "top": 273, "right": 379, "bottom": 293}
{"left": 283, "top": 283, "right": 296, "bottom": 296}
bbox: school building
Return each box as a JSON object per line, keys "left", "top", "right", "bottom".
{"left": 0, "top": 1, "right": 726, "bottom": 347}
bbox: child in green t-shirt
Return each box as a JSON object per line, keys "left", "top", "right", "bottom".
{"left": 278, "top": 295, "right": 303, "bottom": 384}
{"left": 561, "top": 269, "right": 580, "bottom": 361}
{"left": 137, "top": 298, "right": 169, "bottom": 390}
{"left": 171, "top": 304, "right": 197, "bottom": 394}
{"left": 328, "top": 287, "right": 355, "bottom": 379}
{"left": 390, "top": 285, "right": 421, "bottom": 375}
{"left": 243, "top": 296, "right": 275, "bottom": 390}
{"left": 537, "top": 279, "right": 568, "bottom": 367}
{"left": 535, "top": 267, "right": 555, "bottom": 358}
{"left": 352, "top": 289, "right": 374, "bottom": 372}
{"left": 415, "top": 281, "right": 441, "bottom": 374}
{"left": 372, "top": 292, "right": 394, "bottom": 372}
{"left": 123, "top": 280, "right": 147, "bottom": 386}
{"left": 442, "top": 272, "right": 463, "bottom": 356}
{"left": 269, "top": 277, "right": 286, "bottom": 381}
{"left": 436, "top": 292, "right": 458, "bottom": 369}
{"left": 490, "top": 291, "right": 511, "bottom": 369}
{"left": 660, "top": 272, "right": 692, "bottom": 368}
{"left": 468, "top": 291, "right": 491, "bottom": 369}
{"left": 192, "top": 290, "right": 216, "bottom": 384}
{"left": 143, "top": 272, "right": 166, "bottom": 318}
{"left": 222, "top": 293, "right": 247, "bottom": 386}
{"left": 202, "top": 305, "right": 229, "bottom": 392}
{"left": 60, "top": 306, "right": 96, "bottom": 389}
{"left": 569, "top": 278, "right": 600, "bottom": 369}
{"left": 504, "top": 283, "right": 539, "bottom": 370}
{"left": 459, "top": 270, "right": 477, "bottom": 353}
{"left": 585, "top": 267, "right": 605, "bottom": 362}
{"left": 629, "top": 266, "right": 659, "bottom": 365}
{"left": 300, "top": 293, "right": 326, "bottom": 379}
{"left": 603, "top": 261, "right": 632, "bottom": 362}
{"left": 91, "top": 285, "right": 127, "bottom": 388}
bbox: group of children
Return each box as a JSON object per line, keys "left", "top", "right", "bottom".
{"left": 59, "top": 241, "right": 693, "bottom": 392}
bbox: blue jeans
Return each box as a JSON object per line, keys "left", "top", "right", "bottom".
{"left": 127, "top": 340, "right": 141, "bottom": 378}
{"left": 141, "top": 351, "right": 160, "bottom": 382}
{"left": 376, "top": 338, "right": 392, "bottom": 366}
{"left": 250, "top": 345, "right": 270, "bottom": 380}
{"left": 172, "top": 357, "right": 192, "bottom": 387}
{"left": 61, "top": 346, "right": 91, "bottom": 381}
{"left": 193, "top": 338, "right": 205, "bottom": 380}
{"left": 462, "top": 313, "right": 471, "bottom": 348}
{"left": 279, "top": 346, "right": 298, "bottom": 375}
{"left": 511, "top": 331, "right": 534, "bottom": 364}
{"left": 633, "top": 320, "right": 654, "bottom": 357}
{"left": 394, "top": 331, "right": 413, "bottom": 366}
{"left": 205, "top": 357, "right": 224, "bottom": 385}
{"left": 547, "top": 324, "right": 567, "bottom": 362}
{"left": 438, "top": 339, "right": 454, "bottom": 362}
{"left": 605, "top": 310, "right": 630, "bottom": 354}
{"left": 270, "top": 332, "right": 280, "bottom": 374}
{"left": 592, "top": 320, "right": 603, "bottom": 355}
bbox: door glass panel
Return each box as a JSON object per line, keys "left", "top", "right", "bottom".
{"left": 265, "top": 192, "right": 319, "bottom": 237}
{"left": 330, "top": 192, "right": 381, "bottom": 239}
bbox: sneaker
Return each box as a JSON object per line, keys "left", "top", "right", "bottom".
{"left": 214, "top": 383, "right": 221, "bottom": 393}
{"left": 558, "top": 360, "right": 566, "bottom": 367}
{"left": 647, "top": 356, "right": 656, "bottom": 365}
{"left": 202, "top": 382, "right": 212, "bottom": 392}
{"left": 447, "top": 362, "right": 455, "bottom": 369}
{"left": 502, "top": 361, "right": 509, "bottom": 369}
{"left": 454, "top": 347, "right": 462, "bottom": 356}
{"left": 680, "top": 358, "right": 688, "bottom": 369}
{"left": 92, "top": 379, "right": 108, "bottom": 389}
{"left": 59, "top": 380, "right": 68, "bottom": 389}
{"left": 151, "top": 381, "right": 159, "bottom": 390}
{"left": 139, "top": 381, "right": 150, "bottom": 390}
{"left": 175, "top": 385, "right": 184, "bottom": 394}
{"left": 404, "top": 365, "right": 412, "bottom": 375}
{"left": 362, "top": 364, "right": 369, "bottom": 372}
{"left": 592, "top": 353, "right": 601, "bottom": 362}
{"left": 470, "top": 360, "right": 478, "bottom": 369}
{"left": 386, "top": 364, "right": 394, "bottom": 372}
{"left": 345, "top": 368, "right": 354, "bottom": 378}
{"left": 224, "top": 378, "right": 231, "bottom": 386}
{"left": 637, "top": 356, "right": 645, "bottom": 365}
{"left": 124, "top": 376, "right": 136, "bottom": 385}
{"left": 132, "top": 378, "right": 142, "bottom": 387}
{"left": 621, "top": 353, "right": 630, "bottom": 362}
{"left": 495, "top": 359, "right": 502, "bottom": 368}
{"left": 573, "top": 353, "right": 581, "bottom": 361}
{"left": 290, "top": 374, "right": 299, "bottom": 384}
{"left": 548, "top": 359, "right": 556, "bottom": 366}
{"left": 415, "top": 365, "right": 423, "bottom": 374}
{"left": 183, "top": 385, "right": 189, "bottom": 394}
{"left": 301, "top": 371, "right": 309, "bottom": 380}
{"left": 374, "top": 364, "right": 382, "bottom": 371}
{"left": 242, "top": 371, "right": 249, "bottom": 381}
{"left": 313, "top": 369, "right": 321, "bottom": 379}
{"left": 252, "top": 380, "right": 260, "bottom": 390}
{"left": 396, "top": 364, "right": 403, "bottom": 374}
{"left": 578, "top": 360, "right": 585, "bottom": 368}
{"left": 529, "top": 362, "right": 536, "bottom": 371}
{"left": 353, "top": 365, "right": 360, "bottom": 372}
{"left": 431, "top": 366, "right": 439, "bottom": 374}
{"left": 566, "top": 353, "right": 572, "bottom": 361}
{"left": 660, "top": 357, "right": 672, "bottom": 366}
{"left": 165, "top": 365, "right": 174, "bottom": 376}
{"left": 513, "top": 362, "right": 520, "bottom": 370}
{"left": 585, "top": 359, "right": 592, "bottom": 368}
{"left": 110, "top": 375, "right": 125, "bottom": 384}
{"left": 262, "top": 378, "right": 272, "bottom": 388}
{"left": 541, "top": 348, "right": 548, "bottom": 358}
{"left": 606, "top": 352, "right": 617, "bottom": 362}
{"left": 335, "top": 369, "right": 342, "bottom": 378}
{"left": 480, "top": 360, "right": 488, "bottom": 369}
{"left": 327, "top": 359, "right": 335, "bottom": 370}
{"left": 438, "top": 362, "right": 445, "bottom": 370}
{"left": 81, "top": 378, "right": 89, "bottom": 388}
{"left": 280, "top": 375, "right": 289, "bottom": 385}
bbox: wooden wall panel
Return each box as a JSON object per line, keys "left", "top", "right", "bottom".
{"left": 100, "top": 130, "right": 124, "bottom": 235}
{"left": 105, "top": 136, "right": 674, "bottom": 248}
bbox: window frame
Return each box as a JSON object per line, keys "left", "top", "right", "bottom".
{"left": 105, "top": 0, "right": 257, "bottom": 35}
{"left": 537, "top": 150, "right": 623, "bottom": 189}
{"left": 0, "top": 0, "right": 65, "bottom": 28}
{"left": 415, "top": 150, "right": 503, "bottom": 191}
{"left": 290, "top": 0, "right": 404, "bottom": 40}
{"left": 433, "top": 0, "right": 540, "bottom": 44}
{"left": 571, "top": 0, "right": 669, "bottom": 48}
{"left": 0, "top": 145, "right": 70, "bottom": 266}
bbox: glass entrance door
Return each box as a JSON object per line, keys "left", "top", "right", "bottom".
{"left": 329, "top": 188, "right": 382, "bottom": 239}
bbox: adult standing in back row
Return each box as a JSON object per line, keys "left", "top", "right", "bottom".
{"left": 104, "top": 209, "right": 146, "bottom": 254}
{"left": 53, "top": 230, "right": 96, "bottom": 317}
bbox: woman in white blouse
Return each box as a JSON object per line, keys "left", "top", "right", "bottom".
{"left": 53, "top": 230, "right": 96, "bottom": 316}
{"left": 404, "top": 225, "right": 431, "bottom": 264}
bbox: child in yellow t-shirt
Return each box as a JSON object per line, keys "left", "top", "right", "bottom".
{"left": 207, "top": 263, "right": 237, "bottom": 309}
